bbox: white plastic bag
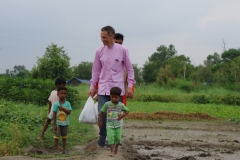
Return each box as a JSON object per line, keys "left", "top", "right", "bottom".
{"left": 79, "top": 96, "right": 98, "bottom": 124}
{"left": 95, "top": 101, "right": 98, "bottom": 121}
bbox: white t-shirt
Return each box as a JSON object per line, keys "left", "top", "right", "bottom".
{"left": 48, "top": 90, "right": 59, "bottom": 119}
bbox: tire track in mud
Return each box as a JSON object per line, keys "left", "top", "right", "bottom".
{"left": 121, "top": 121, "right": 240, "bottom": 160}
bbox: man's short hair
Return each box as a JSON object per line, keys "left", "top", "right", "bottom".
{"left": 110, "top": 87, "right": 122, "bottom": 96}
{"left": 55, "top": 77, "right": 66, "bottom": 86}
{"left": 101, "top": 26, "right": 115, "bottom": 36}
{"left": 114, "top": 33, "right": 124, "bottom": 41}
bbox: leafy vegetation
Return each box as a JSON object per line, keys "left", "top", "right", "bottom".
{"left": 0, "top": 77, "right": 79, "bottom": 106}
{"left": 0, "top": 99, "right": 96, "bottom": 156}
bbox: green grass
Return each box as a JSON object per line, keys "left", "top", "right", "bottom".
{"left": 128, "top": 101, "right": 240, "bottom": 120}
{"left": 0, "top": 99, "right": 96, "bottom": 156}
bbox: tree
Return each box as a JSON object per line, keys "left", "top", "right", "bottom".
{"left": 157, "top": 65, "right": 174, "bottom": 85}
{"left": 31, "top": 43, "right": 73, "bottom": 80}
{"left": 13, "top": 65, "right": 26, "bottom": 73}
{"left": 72, "top": 61, "right": 93, "bottom": 80}
{"left": 142, "top": 44, "right": 177, "bottom": 83}
{"left": 163, "top": 55, "right": 193, "bottom": 79}
{"left": 221, "top": 48, "right": 240, "bottom": 62}
{"left": 132, "top": 64, "right": 143, "bottom": 85}
{"left": 205, "top": 52, "right": 221, "bottom": 66}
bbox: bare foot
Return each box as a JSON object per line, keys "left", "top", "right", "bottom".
{"left": 108, "top": 152, "right": 114, "bottom": 157}
{"left": 114, "top": 150, "right": 118, "bottom": 154}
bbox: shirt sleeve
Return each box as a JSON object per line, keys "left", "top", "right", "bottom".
{"left": 67, "top": 102, "right": 72, "bottom": 111}
{"left": 101, "top": 103, "right": 107, "bottom": 113}
{"left": 124, "top": 48, "right": 136, "bottom": 88}
{"left": 122, "top": 104, "right": 129, "bottom": 112}
{"left": 52, "top": 102, "right": 58, "bottom": 112}
{"left": 90, "top": 49, "right": 102, "bottom": 90}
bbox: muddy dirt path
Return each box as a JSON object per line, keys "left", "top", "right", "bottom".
{"left": 1, "top": 120, "right": 240, "bottom": 160}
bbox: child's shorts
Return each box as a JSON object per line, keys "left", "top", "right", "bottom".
{"left": 48, "top": 111, "right": 53, "bottom": 119}
{"left": 54, "top": 125, "right": 68, "bottom": 139}
{"left": 107, "top": 127, "right": 122, "bottom": 145}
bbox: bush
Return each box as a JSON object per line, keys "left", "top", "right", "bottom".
{"left": 0, "top": 77, "right": 79, "bottom": 107}
{"left": 192, "top": 95, "right": 210, "bottom": 104}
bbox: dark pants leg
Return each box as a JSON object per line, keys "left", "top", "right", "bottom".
{"left": 97, "top": 95, "right": 111, "bottom": 147}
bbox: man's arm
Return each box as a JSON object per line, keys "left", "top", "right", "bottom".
{"left": 89, "top": 50, "right": 101, "bottom": 97}
{"left": 124, "top": 49, "right": 136, "bottom": 98}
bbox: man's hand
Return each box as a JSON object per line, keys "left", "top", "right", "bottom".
{"left": 98, "top": 121, "right": 102, "bottom": 128}
{"left": 88, "top": 89, "right": 97, "bottom": 97}
{"left": 126, "top": 87, "right": 134, "bottom": 98}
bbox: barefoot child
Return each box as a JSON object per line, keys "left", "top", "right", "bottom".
{"left": 98, "top": 87, "right": 129, "bottom": 157}
{"left": 39, "top": 78, "right": 66, "bottom": 139}
{"left": 52, "top": 86, "right": 72, "bottom": 154}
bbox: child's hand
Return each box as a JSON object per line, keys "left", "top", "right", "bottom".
{"left": 54, "top": 124, "right": 57, "bottom": 132}
{"left": 98, "top": 121, "right": 102, "bottom": 128}
{"left": 117, "top": 115, "right": 123, "bottom": 120}
{"left": 59, "top": 106, "right": 64, "bottom": 110}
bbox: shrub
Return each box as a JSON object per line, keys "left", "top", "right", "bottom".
{"left": 192, "top": 95, "right": 210, "bottom": 104}
{"left": 0, "top": 77, "right": 79, "bottom": 107}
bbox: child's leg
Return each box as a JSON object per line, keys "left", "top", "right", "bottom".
{"left": 62, "top": 138, "right": 66, "bottom": 152}
{"left": 114, "top": 144, "right": 119, "bottom": 154}
{"left": 40, "top": 117, "right": 51, "bottom": 139}
{"left": 107, "top": 128, "right": 115, "bottom": 156}
{"left": 54, "top": 138, "right": 59, "bottom": 151}
{"left": 54, "top": 125, "right": 60, "bottom": 151}
{"left": 109, "top": 144, "right": 115, "bottom": 157}
{"left": 61, "top": 126, "right": 68, "bottom": 153}
{"left": 115, "top": 127, "right": 122, "bottom": 154}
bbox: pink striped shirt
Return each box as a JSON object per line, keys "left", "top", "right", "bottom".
{"left": 90, "top": 43, "right": 135, "bottom": 96}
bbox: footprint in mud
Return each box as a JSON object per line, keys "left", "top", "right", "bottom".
{"left": 175, "top": 156, "right": 196, "bottom": 160}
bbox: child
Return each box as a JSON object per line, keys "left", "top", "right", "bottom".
{"left": 98, "top": 87, "right": 129, "bottom": 157}
{"left": 52, "top": 86, "right": 72, "bottom": 154}
{"left": 39, "top": 77, "right": 66, "bottom": 139}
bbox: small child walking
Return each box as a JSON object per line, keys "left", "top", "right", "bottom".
{"left": 52, "top": 86, "right": 72, "bottom": 154}
{"left": 98, "top": 87, "right": 129, "bottom": 157}
{"left": 39, "top": 77, "right": 66, "bottom": 139}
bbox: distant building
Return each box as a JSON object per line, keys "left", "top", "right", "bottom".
{"left": 67, "top": 78, "right": 90, "bottom": 86}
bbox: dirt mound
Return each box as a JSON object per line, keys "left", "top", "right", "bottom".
{"left": 126, "top": 111, "right": 217, "bottom": 120}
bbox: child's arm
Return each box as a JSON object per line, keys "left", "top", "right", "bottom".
{"left": 98, "top": 111, "right": 103, "bottom": 128}
{"left": 53, "top": 111, "right": 57, "bottom": 131}
{"left": 59, "top": 106, "right": 71, "bottom": 115}
{"left": 118, "top": 111, "right": 129, "bottom": 120}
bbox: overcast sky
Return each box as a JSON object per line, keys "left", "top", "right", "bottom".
{"left": 1, "top": 0, "right": 240, "bottom": 73}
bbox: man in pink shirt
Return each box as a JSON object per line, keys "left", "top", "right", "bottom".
{"left": 88, "top": 26, "right": 135, "bottom": 147}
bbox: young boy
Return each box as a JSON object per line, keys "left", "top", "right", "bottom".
{"left": 98, "top": 87, "right": 129, "bottom": 157}
{"left": 39, "top": 77, "right": 66, "bottom": 140}
{"left": 52, "top": 86, "right": 72, "bottom": 154}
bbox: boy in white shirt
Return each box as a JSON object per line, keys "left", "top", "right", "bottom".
{"left": 39, "top": 77, "right": 66, "bottom": 139}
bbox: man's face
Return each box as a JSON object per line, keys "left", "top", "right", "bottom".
{"left": 101, "top": 31, "right": 114, "bottom": 46}
{"left": 114, "top": 39, "right": 123, "bottom": 45}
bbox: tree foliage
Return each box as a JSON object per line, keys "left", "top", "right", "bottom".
{"left": 31, "top": 43, "right": 73, "bottom": 80}
{"left": 72, "top": 61, "right": 93, "bottom": 80}
{"left": 142, "top": 44, "right": 177, "bottom": 83}
{"left": 221, "top": 48, "right": 240, "bottom": 62}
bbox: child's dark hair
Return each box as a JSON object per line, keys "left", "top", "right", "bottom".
{"left": 57, "top": 86, "right": 67, "bottom": 93}
{"left": 55, "top": 77, "right": 66, "bottom": 86}
{"left": 114, "top": 33, "right": 124, "bottom": 41}
{"left": 110, "top": 87, "right": 122, "bottom": 96}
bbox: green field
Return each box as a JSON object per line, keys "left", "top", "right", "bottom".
{"left": 1, "top": 82, "right": 240, "bottom": 156}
